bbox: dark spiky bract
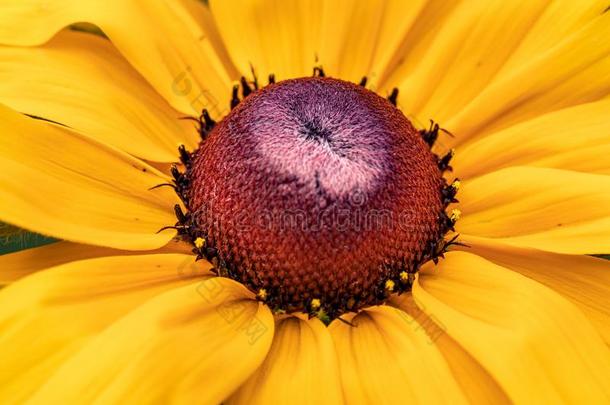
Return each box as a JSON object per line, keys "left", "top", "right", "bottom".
{"left": 182, "top": 77, "right": 452, "bottom": 320}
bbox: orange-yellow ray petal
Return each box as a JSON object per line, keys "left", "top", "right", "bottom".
{"left": 228, "top": 315, "right": 343, "bottom": 405}
{"left": 0, "top": 103, "right": 178, "bottom": 250}
{"left": 328, "top": 305, "right": 468, "bottom": 404}
{"left": 461, "top": 235, "right": 610, "bottom": 345}
{"left": 447, "top": 11, "right": 610, "bottom": 143}
{"left": 355, "top": 0, "right": 428, "bottom": 89}
{"left": 0, "top": 253, "right": 212, "bottom": 404}
{"left": 413, "top": 251, "right": 610, "bottom": 403}
{"left": 377, "top": 0, "right": 460, "bottom": 91}
{"left": 316, "top": 0, "right": 428, "bottom": 85}
{"left": 390, "top": 294, "right": 511, "bottom": 404}
{"left": 0, "top": 30, "right": 196, "bottom": 162}
{"left": 210, "top": 0, "right": 324, "bottom": 80}
{"left": 209, "top": 0, "right": 428, "bottom": 86}
{"left": 0, "top": 0, "right": 233, "bottom": 116}
{"left": 496, "top": 0, "right": 609, "bottom": 79}
{"left": 23, "top": 277, "right": 273, "bottom": 404}
{"left": 384, "top": 0, "right": 605, "bottom": 86}
{"left": 395, "top": 0, "right": 550, "bottom": 123}
{"left": 458, "top": 166, "right": 610, "bottom": 254}
{"left": 454, "top": 99, "right": 610, "bottom": 178}
{"left": 179, "top": 0, "right": 239, "bottom": 80}
{"left": 0, "top": 240, "right": 192, "bottom": 286}
{"left": 392, "top": 1, "right": 607, "bottom": 125}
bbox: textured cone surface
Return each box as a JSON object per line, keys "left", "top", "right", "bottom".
{"left": 186, "top": 77, "right": 445, "bottom": 317}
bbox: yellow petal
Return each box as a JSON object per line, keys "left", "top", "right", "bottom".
{"left": 179, "top": 0, "right": 239, "bottom": 79}
{"left": 377, "top": 1, "right": 461, "bottom": 90}
{"left": 355, "top": 0, "right": 428, "bottom": 88}
{"left": 495, "top": 0, "right": 608, "bottom": 79}
{"left": 458, "top": 166, "right": 610, "bottom": 254}
{"left": 395, "top": 0, "right": 550, "bottom": 122}
{"left": 210, "top": 0, "right": 323, "bottom": 80}
{"left": 462, "top": 235, "right": 610, "bottom": 345}
{"left": 0, "top": 240, "right": 192, "bottom": 286}
{"left": 0, "top": 30, "right": 196, "bottom": 162}
{"left": 0, "top": 253, "right": 212, "bottom": 403}
{"left": 0, "top": 242, "right": 113, "bottom": 286}
{"left": 390, "top": 294, "right": 511, "bottom": 404}
{"left": 0, "top": 0, "right": 233, "bottom": 116}
{"left": 23, "top": 277, "right": 273, "bottom": 404}
{"left": 228, "top": 315, "right": 343, "bottom": 405}
{"left": 454, "top": 99, "right": 610, "bottom": 178}
{"left": 209, "top": 0, "right": 427, "bottom": 86}
{"left": 0, "top": 103, "right": 177, "bottom": 250}
{"left": 317, "top": 0, "right": 428, "bottom": 84}
{"left": 328, "top": 305, "right": 467, "bottom": 404}
{"left": 413, "top": 251, "right": 610, "bottom": 403}
{"left": 447, "top": 11, "right": 610, "bottom": 143}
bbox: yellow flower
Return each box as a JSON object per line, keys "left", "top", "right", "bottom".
{"left": 1, "top": 1, "right": 610, "bottom": 404}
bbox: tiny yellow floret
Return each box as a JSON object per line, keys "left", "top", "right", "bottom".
{"left": 257, "top": 289, "right": 268, "bottom": 300}
{"left": 311, "top": 298, "right": 321, "bottom": 310}
{"left": 450, "top": 209, "right": 461, "bottom": 221}
{"left": 385, "top": 279, "right": 395, "bottom": 292}
{"left": 399, "top": 271, "right": 409, "bottom": 282}
{"left": 194, "top": 237, "right": 205, "bottom": 249}
{"left": 452, "top": 179, "right": 461, "bottom": 190}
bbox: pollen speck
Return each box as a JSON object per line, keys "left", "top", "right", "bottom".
{"left": 450, "top": 209, "right": 462, "bottom": 222}
{"left": 257, "top": 288, "right": 268, "bottom": 301}
{"left": 194, "top": 237, "right": 205, "bottom": 249}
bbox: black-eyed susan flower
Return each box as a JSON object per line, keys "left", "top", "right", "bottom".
{"left": 1, "top": 1, "right": 610, "bottom": 403}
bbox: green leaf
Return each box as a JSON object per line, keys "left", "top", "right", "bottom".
{"left": 0, "top": 223, "right": 57, "bottom": 255}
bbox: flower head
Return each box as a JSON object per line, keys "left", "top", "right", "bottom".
{"left": 0, "top": 1, "right": 610, "bottom": 404}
